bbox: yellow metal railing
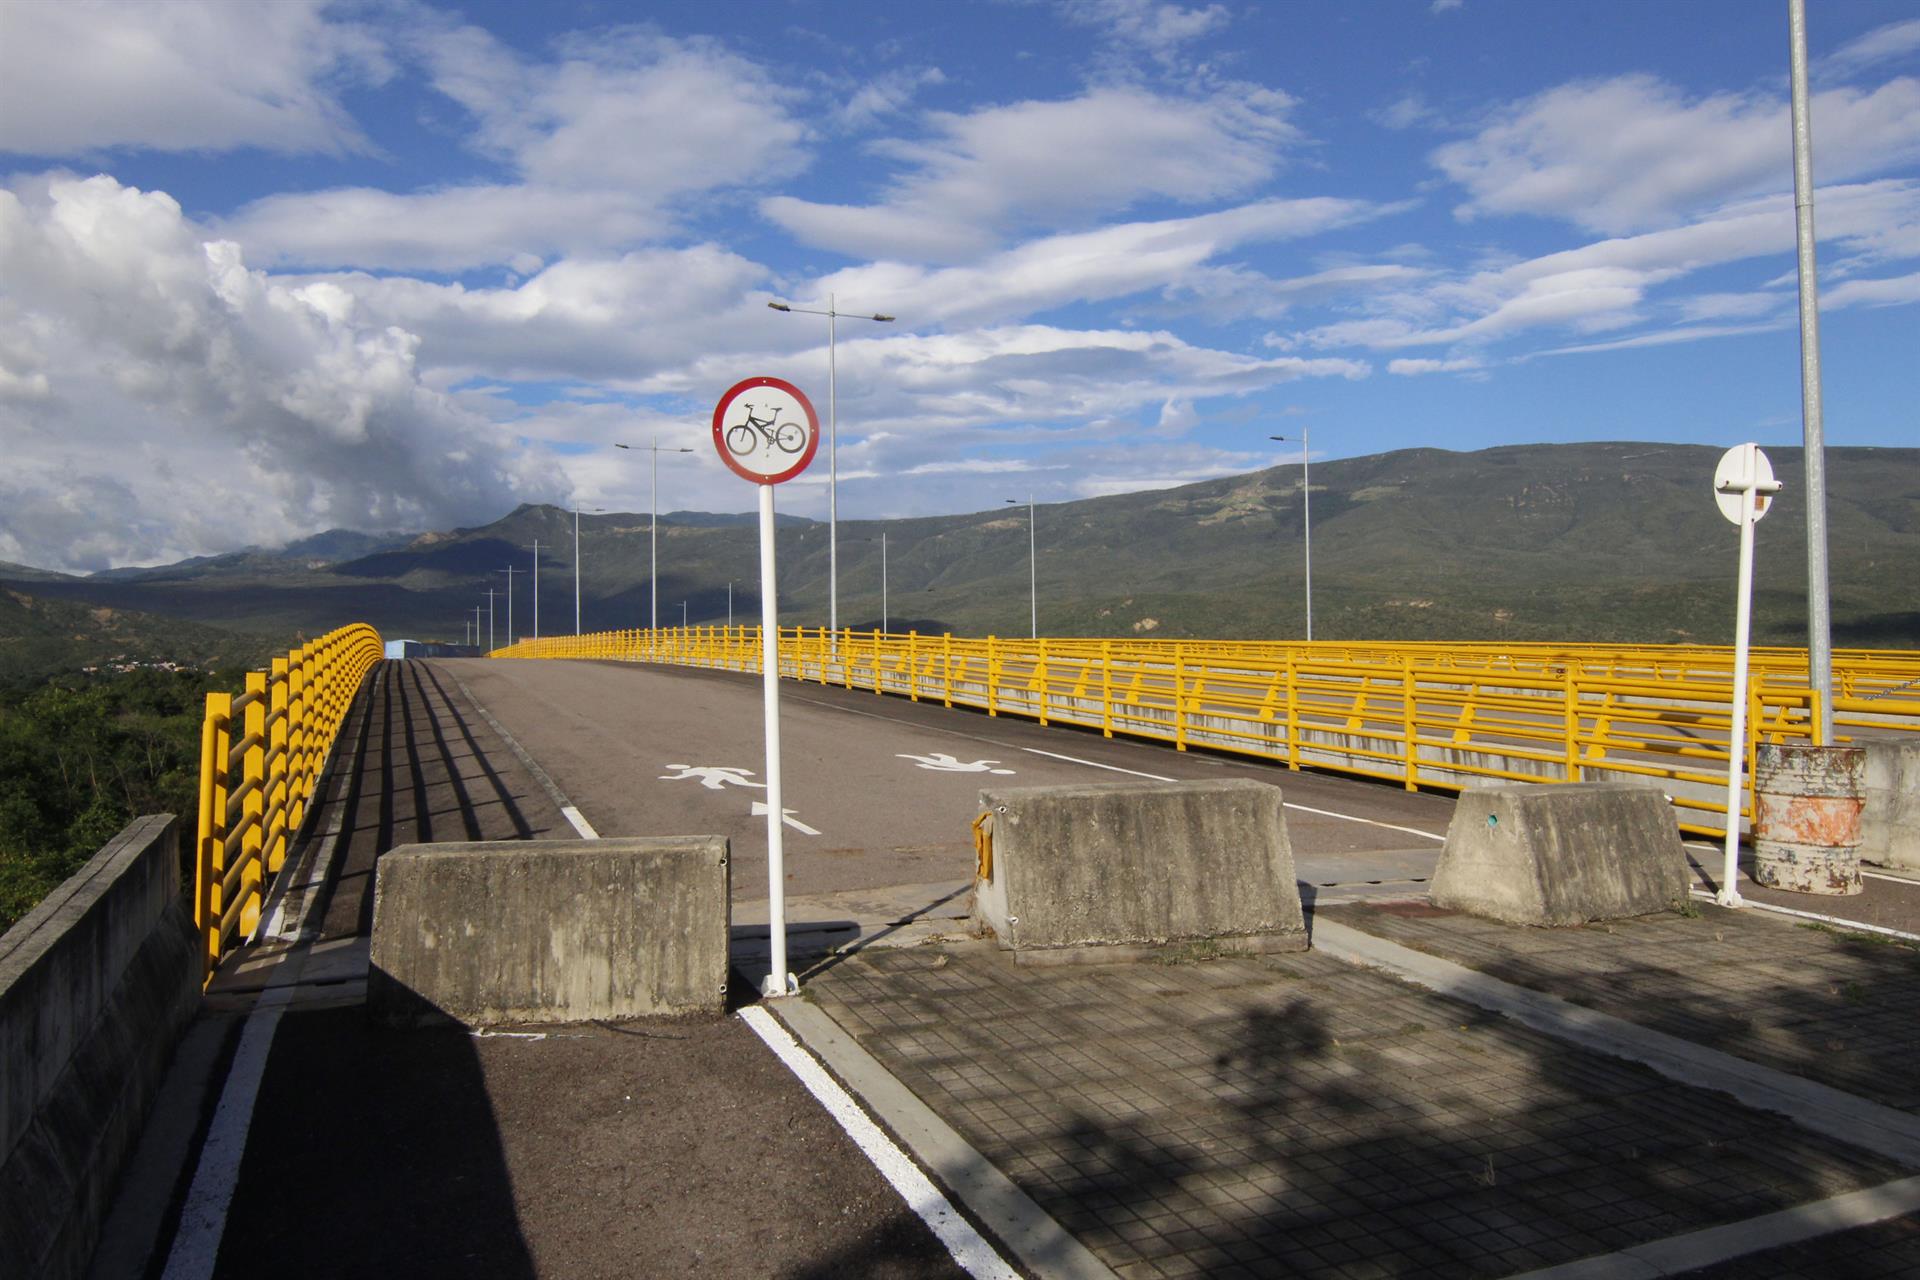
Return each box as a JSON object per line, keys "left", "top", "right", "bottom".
{"left": 194, "top": 623, "right": 383, "bottom": 978}
{"left": 497, "top": 628, "right": 1920, "bottom": 839}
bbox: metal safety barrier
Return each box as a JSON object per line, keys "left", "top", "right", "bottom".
{"left": 194, "top": 622, "right": 383, "bottom": 978}
{"left": 494, "top": 628, "right": 1920, "bottom": 839}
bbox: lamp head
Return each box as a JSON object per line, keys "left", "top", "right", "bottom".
{"left": 872, "top": 313, "right": 895, "bottom": 322}
{"left": 767, "top": 301, "right": 791, "bottom": 312}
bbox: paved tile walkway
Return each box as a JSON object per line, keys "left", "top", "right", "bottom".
{"left": 807, "top": 933, "right": 1915, "bottom": 1278}
{"left": 1319, "top": 900, "right": 1920, "bottom": 1116}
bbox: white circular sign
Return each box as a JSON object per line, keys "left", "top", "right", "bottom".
{"left": 1713, "top": 443, "right": 1777, "bottom": 525}
{"left": 711, "top": 376, "right": 819, "bottom": 485}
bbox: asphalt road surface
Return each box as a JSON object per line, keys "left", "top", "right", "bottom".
{"left": 438, "top": 656, "right": 1461, "bottom": 907}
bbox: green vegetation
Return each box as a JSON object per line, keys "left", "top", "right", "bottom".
{"left": 0, "top": 667, "right": 236, "bottom": 933}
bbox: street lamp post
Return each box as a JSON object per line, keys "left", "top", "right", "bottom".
{"left": 615, "top": 441, "right": 694, "bottom": 632}
{"left": 1270, "top": 430, "right": 1313, "bottom": 642}
{"left": 573, "top": 503, "right": 605, "bottom": 636}
{"left": 485, "top": 589, "right": 497, "bottom": 652}
{"left": 528, "top": 540, "right": 541, "bottom": 640}
{"left": 679, "top": 601, "right": 689, "bottom": 629}
{"left": 767, "top": 295, "right": 896, "bottom": 634}
{"left": 473, "top": 605, "right": 483, "bottom": 652}
{"left": 499, "top": 566, "right": 518, "bottom": 647}
{"left": 881, "top": 532, "right": 888, "bottom": 633}
{"left": 1005, "top": 496, "right": 1036, "bottom": 639}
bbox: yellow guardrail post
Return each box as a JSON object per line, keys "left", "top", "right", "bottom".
{"left": 1036, "top": 639, "right": 1050, "bottom": 726}
{"left": 267, "top": 657, "right": 291, "bottom": 873}
{"left": 1174, "top": 644, "right": 1189, "bottom": 751}
{"left": 1101, "top": 640, "right": 1114, "bottom": 738}
{"left": 986, "top": 636, "right": 1001, "bottom": 717}
{"left": 1285, "top": 647, "right": 1301, "bottom": 770}
{"left": 1562, "top": 664, "right": 1581, "bottom": 784}
{"left": 238, "top": 671, "right": 267, "bottom": 939}
{"left": 195, "top": 691, "right": 231, "bottom": 980}
{"left": 1402, "top": 651, "right": 1419, "bottom": 791}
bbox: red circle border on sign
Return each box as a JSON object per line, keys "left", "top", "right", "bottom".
{"left": 711, "top": 376, "right": 821, "bottom": 486}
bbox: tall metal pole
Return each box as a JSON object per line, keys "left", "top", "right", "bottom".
{"left": 829, "top": 292, "right": 838, "bottom": 635}
{"left": 486, "top": 589, "right": 496, "bottom": 652}
{"left": 500, "top": 566, "right": 517, "bottom": 647}
{"left": 651, "top": 448, "right": 660, "bottom": 633}
{"left": 881, "top": 531, "right": 888, "bottom": 634}
{"left": 473, "top": 605, "right": 483, "bottom": 652}
{"left": 1303, "top": 424, "right": 1313, "bottom": 643}
{"left": 529, "top": 540, "right": 541, "bottom": 640}
{"left": 766, "top": 299, "right": 894, "bottom": 635}
{"left": 573, "top": 507, "right": 582, "bottom": 636}
{"left": 1788, "top": 0, "right": 1834, "bottom": 744}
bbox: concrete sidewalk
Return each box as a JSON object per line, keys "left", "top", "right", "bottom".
{"left": 779, "top": 884, "right": 1920, "bottom": 1278}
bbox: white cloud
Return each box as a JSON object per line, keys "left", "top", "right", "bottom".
{"left": 0, "top": 0, "right": 386, "bottom": 156}
{"left": 763, "top": 85, "right": 1299, "bottom": 262}
{"left": 1826, "top": 19, "right": 1920, "bottom": 77}
{"left": 1388, "top": 357, "right": 1482, "bottom": 375}
{"left": 1825, "top": 269, "right": 1920, "bottom": 309}
{"left": 1058, "top": 0, "right": 1232, "bottom": 57}
{"left": 1434, "top": 73, "right": 1920, "bottom": 233}
{"left": 225, "top": 25, "right": 810, "bottom": 272}
{"left": 0, "top": 172, "right": 564, "bottom": 570}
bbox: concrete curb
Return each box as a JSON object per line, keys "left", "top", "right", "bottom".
{"left": 773, "top": 998, "right": 1119, "bottom": 1280}
{"left": 1310, "top": 915, "right": 1920, "bottom": 1169}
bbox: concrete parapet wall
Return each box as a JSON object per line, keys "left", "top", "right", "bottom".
{"left": 0, "top": 815, "right": 199, "bottom": 1280}
{"left": 369, "top": 837, "right": 730, "bottom": 1026}
{"left": 1431, "top": 783, "right": 1689, "bottom": 926}
{"left": 1856, "top": 731, "right": 1920, "bottom": 872}
{"left": 970, "top": 779, "right": 1306, "bottom": 961}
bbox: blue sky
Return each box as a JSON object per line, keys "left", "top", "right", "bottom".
{"left": 1, "top": 0, "right": 1916, "bottom": 570}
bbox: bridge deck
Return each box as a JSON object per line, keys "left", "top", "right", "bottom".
{"left": 104, "top": 657, "right": 1920, "bottom": 1278}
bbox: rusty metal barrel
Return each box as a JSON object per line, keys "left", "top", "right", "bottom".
{"left": 1750, "top": 742, "right": 1866, "bottom": 895}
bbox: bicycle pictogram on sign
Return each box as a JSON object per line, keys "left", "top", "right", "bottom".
{"left": 710, "top": 375, "right": 819, "bottom": 485}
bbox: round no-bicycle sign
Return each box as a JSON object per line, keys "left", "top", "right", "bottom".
{"left": 712, "top": 376, "right": 819, "bottom": 485}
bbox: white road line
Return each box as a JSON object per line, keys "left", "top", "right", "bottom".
{"left": 1021, "top": 747, "right": 1447, "bottom": 842}
{"left": 1685, "top": 890, "right": 1920, "bottom": 944}
{"left": 1019, "top": 746, "right": 1176, "bottom": 781}
{"left": 1282, "top": 802, "right": 1447, "bottom": 843}
{"left": 160, "top": 983, "right": 293, "bottom": 1280}
{"left": 738, "top": 1006, "right": 1020, "bottom": 1280}
{"left": 560, "top": 805, "right": 599, "bottom": 839}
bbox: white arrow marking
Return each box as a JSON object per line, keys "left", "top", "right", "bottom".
{"left": 897, "top": 751, "right": 1015, "bottom": 775}
{"left": 661, "top": 764, "right": 766, "bottom": 790}
{"left": 751, "top": 800, "right": 822, "bottom": 836}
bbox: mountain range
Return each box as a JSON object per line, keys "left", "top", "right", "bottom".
{"left": 3, "top": 442, "right": 1915, "bottom": 681}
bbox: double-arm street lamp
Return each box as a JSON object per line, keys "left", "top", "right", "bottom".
{"left": 767, "top": 295, "right": 896, "bottom": 633}
{"left": 1270, "top": 430, "right": 1312, "bottom": 642}
{"left": 614, "top": 441, "right": 694, "bottom": 632}
{"left": 1006, "top": 496, "right": 1036, "bottom": 639}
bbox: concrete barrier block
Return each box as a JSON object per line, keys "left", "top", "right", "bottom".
{"left": 0, "top": 815, "right": 199, "bottom": 1280}
{"left": 1855, "top": 731, "right": 1920, "bottom": 873}
{"left": 369, "top": 838, "right": 730, "bottom": 1027}
{"left": 1431, "top": 783, "right": 1689, "bottom": 926}
{"left": 970, "top": 779, "right": 1306, "bottom": 961}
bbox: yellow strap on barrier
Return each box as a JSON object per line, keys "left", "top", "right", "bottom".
{"left": 972, "top": 811, "right": 993, "bottom": 881}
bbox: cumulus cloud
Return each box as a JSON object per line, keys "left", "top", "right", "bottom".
{"left": 225, "top": 24, "right": 810, "bottom": 272}
{"left": 762, "top": 85, "right": 1300, "bottom": 262}
{"left": 0, "top": 173, "right": 564, "bottom": 570}
{"left": 1826, "top": 18, "right": 1920, "bottom": 77}
{"left": 1434, "top": 73, "right": 1920, "bottom": 234}
{"left": 0, "top": 0, "right": 386, "bottom": 156}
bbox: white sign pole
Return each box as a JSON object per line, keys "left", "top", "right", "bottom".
{"left": 758, "top": 482, "right": 794, "bottom": 997}
{"left": 1713, "top": 443, "right": 1781, "bottom": 908}
{"left": 711, "top": 374, "right": 819, "bottom": 999}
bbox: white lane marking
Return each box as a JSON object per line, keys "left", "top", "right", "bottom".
{"left": 1283, "top": 802, "right": 1447, "bottom": 843}
{"left": 750, "top": 800, "right": 822, "bottom": 836}
{"left": 160, "top": 983, "right": 294, "bottom": 1280}
{"left": 1686, "top": 889, "right": 1920, "bottom": 944}
{"left": 1020, "top": 747, "right": 1175, "bottom": 781}
{"left": 1021, "top": 747, "right": 1447, "bottom": 842}
{"left": 561, "top": 805, "right": 599, "bottom": 839}
{"left": 661, "top": 763, "right": 765, "bottom": 790}
{"left": 738, "top": 1006, "right": 1020, "bottom": 1280}
{"left": 898, "top": 752, "right": 1015, "bottom": 774}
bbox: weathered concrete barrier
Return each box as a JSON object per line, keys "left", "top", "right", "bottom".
{"left": 368, "top": 837, "right": 730, "bottom": 1026}
{"left": 1752, "top": 743, "right": 1865, "bottom": 896}
{"left": 1, "top": 815, "right": 199, "bottom": 1280}
{"left": 1430, "top": 783, "right": 1688, "bottom": 926}
{"left": 969, "top": 779, "right": 1307, "bottom": 962}
{"left": 1855, "top": 731, "right": 1920, "bottom": 873}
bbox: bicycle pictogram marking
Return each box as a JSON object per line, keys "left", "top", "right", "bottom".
{"left": 725, "top": 403, "right": 806, "bottom": 457}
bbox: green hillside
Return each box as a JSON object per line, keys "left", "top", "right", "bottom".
{"left": 2, "top": 443, "right": 1916, "bottom": 675}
